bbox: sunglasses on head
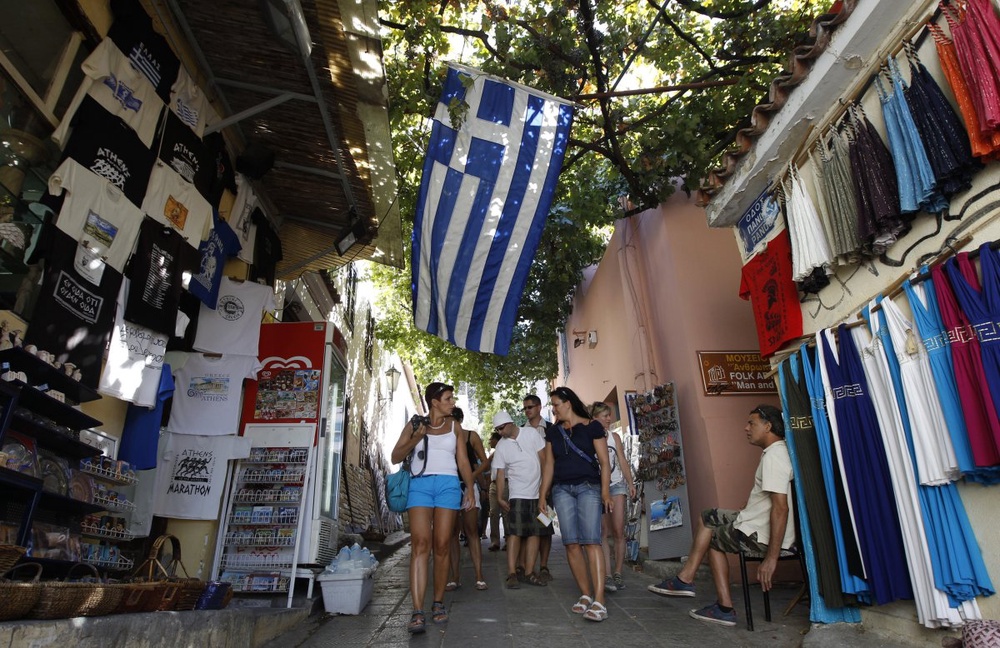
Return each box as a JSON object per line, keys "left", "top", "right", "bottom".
{"left": 751, "top": 407, "right": 771, "bottom": 424}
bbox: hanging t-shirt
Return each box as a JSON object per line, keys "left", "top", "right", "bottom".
{"left": 47, "top": 158, "right": 143, "bottom": 273}
{"left": 155, "top": 109, "right": 213, "bottom": 198}
{"left": 739, "top": 230, "right": 803, "bottom": 357}
{"left": 52, "top": 38, "right": 163, "bottom": 149}
{"left": 203, "top": 131, "right": 237, "bottom": 210}
{"left": 151, "top": 431, "right": 252, "bottom": 519}
{"left": 100, "top": 280, "right": 189, "bottom": 406}
{"left": 118, "top": 362, "right": 173, "bottom": 470}
{"left": 229, "top": 175, "right": 258, "bottom": 263}
{"left": 166, "top": 291, "right": 201, "bottom": 352}
{"left": 193, "top": 277, "right": 276, "bottom": 356}
{"left": 23, "top": 224, "right": 122, "bottom": 388}
{"left": 141, "top": 161, "right": 212, "bottom": 247}
{"left": 124, "top": 216, "right": 200, "bottom": 335}
{"left": 107, "top": 0, "right": 180, "bottom": 103}
{"left": 189, "top": 210, "right": 242, "bottom": 310}
{"left": 167, "top": 353, "right": 262, "bottom": 436}
{"left": 60, "top": 95, "right": 155, "bottom": 207}
{"left": 169, "top": 66, "right": 213, "bottom": 137}
{"left": 249, "top": 210, "right": 282, "bottom": 285}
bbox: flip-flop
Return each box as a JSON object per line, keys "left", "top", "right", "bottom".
{"left": 475, "top": 580, "right": 488, "bottom": 590}
{"left": 571, "top": 595, "right": 594, "bottom": 614}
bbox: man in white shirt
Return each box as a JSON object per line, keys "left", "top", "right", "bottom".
{"left": 647, "top": 404, "right": 794, "bottom": 628}
{"left": 522, "top": 394, "right": 555, "bottom": 582}
{"left": 492, "top": 410, "right": 549, "bottom": 588}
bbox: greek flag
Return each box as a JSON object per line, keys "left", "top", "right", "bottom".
{"left": 412, "top": 64, "right": 575, "bottom": 355}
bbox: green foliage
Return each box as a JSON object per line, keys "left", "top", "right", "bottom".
{"left": 373, "top": 0, "right": 825, "bottom": 408}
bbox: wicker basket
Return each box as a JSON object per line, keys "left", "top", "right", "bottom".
{"left": 0, "top": 563, "right": 43, "bottom": 621}
{"left": 0, "top": 544, "right": 26, "bottom": 574}
{"left": 68, "top": 564, "right": 123, "bottom": 618}
{"left": 131, "top": 535, "right": 203, "bottom": 612}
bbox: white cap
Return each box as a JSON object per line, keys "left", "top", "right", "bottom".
{"left": 492, "top": 411, "right": 514, "bottom": 428}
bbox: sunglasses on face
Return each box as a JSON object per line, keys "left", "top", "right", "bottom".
{"left": 522, "top": 405, "right": 538, "bottom": 412}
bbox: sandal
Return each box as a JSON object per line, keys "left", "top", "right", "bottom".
{"left": 539, "top": 566, "right": 553, "bottom": 583}
{"left": 526, "top": 572, "right": 547, "bottom": 587}
{"left": 407, "top": 610, "right": 426, "bottom": 634}
{"left": 505, "top": 573, "right": 520, "bottom": 589}
{"left": 445, "top": 581, "right": 461, "bottom": 591}
{"left": 475, "top": 580, "right": 489, "bottom": 590}
{"left": 571, "top": 595, "right": 594, "bottom": 614}
{"left": 431, "top": 601, "right": 449, "bottom": 624}
{"left": 584, "top": 601, "right": 608, "bottom": 622}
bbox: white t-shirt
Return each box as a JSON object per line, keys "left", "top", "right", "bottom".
{"left": 492, "top": 428, "right": 545, "bottom": 500}
{"left": 607, "top": 430, "right": 624, "bottom": 485}
{"left": 169, "top": 66, "right": 212, "bottom": 137}
{"left": 735, "top": 440, "right": 796, "bottom": 549}
{"left": 229, "top": 174, "right": 258, "bottom": 264}
{"left": 48, "top": 159, "right": 143, "bottom": 273}
{"left": 150, "top": 431, "right": 251, "bottom": 519}
{"left": 167, "top": 353, "right": 262, "bottom": 436}
{"left": 141, "top": 161, "right": 212, "bottom": 247}
{"left": 99, "top": 280, "right": 189, "bottom": 407}
{"left": 53, "top": 39, "right": 163, "bottom": 148}
{"left": 193, "top": 277, "right": 276, "bottom": 356}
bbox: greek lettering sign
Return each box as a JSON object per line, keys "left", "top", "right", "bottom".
{"left": 697, "top": 351, "right": 776, "bottom": 395}
{"left": 736, "top": 189, "right": 780, "bottom": 258}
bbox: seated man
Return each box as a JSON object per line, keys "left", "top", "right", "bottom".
{"left": 647, "top": 404, "right": 794, "bottom": 627}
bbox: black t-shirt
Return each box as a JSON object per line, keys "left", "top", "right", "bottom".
{"left": 61, "top": 95, "right": 156, "bottom": 207}
{"left": 24, "top": 224, "right": 123, "bottom": 389}
{"left": 249, "top": 210, "right": 283, "bottom": 286}
{"left": 202, "top": 131, "right": 237, "bottom": 209}
{"left": 124, "top": 216, "right": 200, "bottom": 335}
{"left": 108, "top": 0, "right": 180, "bottom": 103}
{"left": 165, "top": 290, "right": 201, "bottom": 352}
{"left": 155, "top": 110, "right": 214, "bottom": 199}
{"left": 544, "top": 420, "right": 605, "bottom": 485}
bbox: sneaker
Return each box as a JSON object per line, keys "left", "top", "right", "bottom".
{"left": 604, "top": 578, "right": 617, "bottom": 593}
{"left": 613, "top": 572, "right": 625, "bottom": 590}
{"left": 689, "top": 603, "right": 737, "bottom": 627}
{"left": 647, "top": 575, "right": 695, "bottom": 597}
{"left": 505, "top": 573, "right": 520, "bottom": 589}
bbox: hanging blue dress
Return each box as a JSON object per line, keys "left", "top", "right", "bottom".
{"left": 868, "top": 301, "right": 994, "bottom": 608}
{"left": 779, "top": 354, "right": 862, "bottom": 623}
{"left": 902, "top": 272, "right": 1000, "bottom": 484}
{"left": 821, "top": 325, "right": 913, "bottom": 605}
{"left": 801, "top": 341, "right": 869, "bottom": 601}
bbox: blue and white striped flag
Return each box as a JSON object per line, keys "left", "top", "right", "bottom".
{"left": 412, "top": 64, "right": 575, "bottom": 355}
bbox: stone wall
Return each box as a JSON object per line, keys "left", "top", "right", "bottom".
{"left": 338, "top": 463, "right": 377, "bottom": 533}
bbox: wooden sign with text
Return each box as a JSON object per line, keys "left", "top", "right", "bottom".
{"left": 697, "top": 351, "right": 776, "bottom": 396}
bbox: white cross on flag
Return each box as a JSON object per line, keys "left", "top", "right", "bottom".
{"left": 412, "top": 64, "right": 575, "bottom": 355}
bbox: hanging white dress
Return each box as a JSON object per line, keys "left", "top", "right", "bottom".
{"left": 784, "top": 167, "right": 834, "bottom": 283}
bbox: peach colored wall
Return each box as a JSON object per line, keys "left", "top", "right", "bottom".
{"left": 559, "top": 190, "right": 781, "bottom": 526}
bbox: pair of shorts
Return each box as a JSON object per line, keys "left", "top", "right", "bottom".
{"left": 702, "top": 508, "right": 768, "bottom": 554}
{"left": 552, "top": 482, "right": 602, "bottom": 545}
{"left": 506, "top": 498, "right": 550, "bottom": 537}
{"left": 408, "top": 474, "right": 461, "bottom": 510}
{"left": 460, "top": 481, "right": 482, "bottom": 509}
{"left": 609, "top": 481, "right": 628, "bottom": 498}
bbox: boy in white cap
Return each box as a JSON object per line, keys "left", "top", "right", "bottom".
{"left": 492, "top": 410, "right": 551, "bottom": 588}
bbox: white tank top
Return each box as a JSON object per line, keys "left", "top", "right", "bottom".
{"left": 607, "top": 430, "right": 623, "bottom": 485}
{"left": 415, "top": 421, "right": 458, "bottom": 476}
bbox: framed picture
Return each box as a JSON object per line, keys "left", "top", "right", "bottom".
{"left": 79, "top": 429, "right": 118, "bottom": 459}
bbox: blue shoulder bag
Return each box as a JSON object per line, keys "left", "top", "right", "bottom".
{"left": 386, "top": 435, "right": 428, "bottom": 512}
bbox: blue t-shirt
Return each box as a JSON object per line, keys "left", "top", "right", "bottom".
{"left": 545, "top": 420, "right": 605, "bottom": 485}
{"left": 119, "top": 363, "right": 174, "bottom": 470}
{"left": 188, "top": 209, "right": 241, "bottom": 309}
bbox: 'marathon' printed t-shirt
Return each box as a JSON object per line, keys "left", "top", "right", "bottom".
{"left": 167, "top": 353, "right": 262, "bottom": 436}
{"left": 23, "top": 224, "right": 122, "bottom": 388}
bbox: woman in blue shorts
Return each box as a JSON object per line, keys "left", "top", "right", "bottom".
{"left": 391, "top": 382, "right": 475, "bottom": 633}
{"left": 539, "top": 386, "right": 613, "bottom": 622}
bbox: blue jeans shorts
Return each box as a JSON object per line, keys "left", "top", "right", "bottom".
{"left": 552, "top": 482, "right": 602, "bottom": 545}
{"left": 609, "top": 481, "right": 628, "bottom": 497}
{"left": 408, "top": 474, "right": 461, "bottom": 510}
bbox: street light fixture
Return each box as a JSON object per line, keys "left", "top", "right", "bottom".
{"left": 384, "top": 366, "right": 401, "bottom": 402}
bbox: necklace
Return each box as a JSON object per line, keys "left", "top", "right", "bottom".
{"left": 429, "top": 419, "right": 447, "bottom": 430}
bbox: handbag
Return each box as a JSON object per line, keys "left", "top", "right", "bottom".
{"left": 558, "top": 426, "right": 601, "bottom": 473}
{"left": 386, "top": 435, "right": 428, "bottom": 512}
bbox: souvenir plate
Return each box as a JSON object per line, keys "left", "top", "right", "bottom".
{"left": 68, "top": 472, "right": 95, "bottom": 503}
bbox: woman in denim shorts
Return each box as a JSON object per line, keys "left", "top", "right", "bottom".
{"left": 592, "top": 402, "right": 636, "bottom": 593}
{"left": 539, "top": 386, "right": 613, "bottom": 622}
{"left": 391, "top": 382, "right": 475, "bottom": 634}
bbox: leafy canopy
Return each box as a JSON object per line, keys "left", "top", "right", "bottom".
{"left": 373, "top": 0, "right": 825, "bottom": 409}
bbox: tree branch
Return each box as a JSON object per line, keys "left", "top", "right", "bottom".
{"left": 668, "top": 0, "right": 772, "bottom": 20}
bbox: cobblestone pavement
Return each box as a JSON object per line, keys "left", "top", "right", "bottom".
{"left": 262, "top": 533, "right": 831, "bottom": 648}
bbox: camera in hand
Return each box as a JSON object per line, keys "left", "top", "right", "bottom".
{"left": 410, "top": 414, "right": 431, "bottom": 430}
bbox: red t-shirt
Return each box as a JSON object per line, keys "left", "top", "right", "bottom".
{"left": 739, "top": 230, "right": 802, "bottom": 357}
